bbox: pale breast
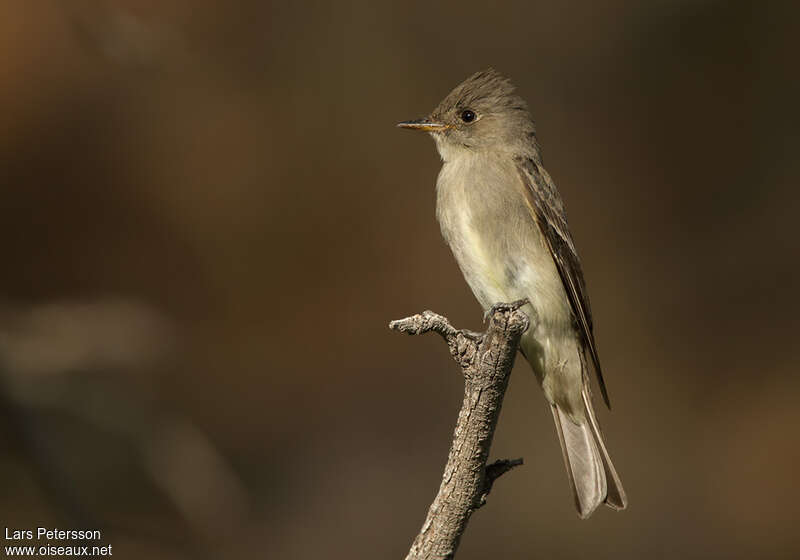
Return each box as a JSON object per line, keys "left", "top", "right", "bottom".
{"left": 435, "top": 151, "right": 573, "bottom": 335}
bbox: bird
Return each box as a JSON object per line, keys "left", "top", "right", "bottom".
{"left": 398, "top": 69, "right": 627, "bottom": 518}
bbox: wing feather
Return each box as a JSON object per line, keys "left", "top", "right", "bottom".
{"left": 515, "top": 156, "right": 611, "bottom": 408}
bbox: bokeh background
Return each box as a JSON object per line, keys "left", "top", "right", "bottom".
{"left": 1, "top": 1, "right": 798, "bottom": 558}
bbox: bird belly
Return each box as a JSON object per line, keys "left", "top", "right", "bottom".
{"left": 436, "top": 156, "right": 584, "bottom": 416}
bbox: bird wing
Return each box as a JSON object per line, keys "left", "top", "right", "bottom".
{"left": 515, "top": 156, "right": 611, "bottom": 408}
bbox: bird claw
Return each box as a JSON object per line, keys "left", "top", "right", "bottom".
{"left": 483, "top": 299, "right": 530, "bottom": 323}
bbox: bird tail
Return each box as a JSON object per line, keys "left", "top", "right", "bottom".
{"left": 550, "top": 386, "right": 627, "bottom": 518}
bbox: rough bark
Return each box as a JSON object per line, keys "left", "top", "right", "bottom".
{"left": 389, "top": 300, "right": 531, "bottom": 560}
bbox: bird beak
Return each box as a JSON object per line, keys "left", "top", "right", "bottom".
{"left": 397, "top": 118, "right": 449, "bottom": 132}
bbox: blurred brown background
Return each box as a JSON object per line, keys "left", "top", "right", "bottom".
{"left": 1, "top": 1, "right": 798, "bottom": 558}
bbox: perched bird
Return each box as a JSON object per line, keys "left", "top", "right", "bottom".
{"left": 398, "top": 69, "right": 627, "bottom": 518}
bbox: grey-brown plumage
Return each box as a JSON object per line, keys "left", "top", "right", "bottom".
{"left": 398, "top": 69, "right": 627, "bottom": 518}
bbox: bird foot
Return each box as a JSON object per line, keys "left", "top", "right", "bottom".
{"left": 483, "top": 299, "right": 530, "bottom": 323}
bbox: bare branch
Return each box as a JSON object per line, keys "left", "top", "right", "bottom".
{"left": 480, "top": 458, "right": 524, "bottom": 508}
{"left": 389, "top": 310, "right": 458, "bottom": 339}
{"left": 391, "top": 300, "right": 531, "bottom": 560}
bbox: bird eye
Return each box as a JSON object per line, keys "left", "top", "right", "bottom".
{"left": 460, "top": 109, "right": 476, "bottom": 123}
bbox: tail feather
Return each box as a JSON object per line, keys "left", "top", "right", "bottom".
{"left": 582, "top": 387, "right": 627, "bottom": 510}
{"left": 551, "top": 388, "right": 627, "bottom": 518}
{"left": 551, "top": 404, "right": 606, "bottom": 518}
